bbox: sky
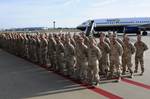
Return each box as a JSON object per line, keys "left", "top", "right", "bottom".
{"left": 0, "top": 0, "right": 150, "bottom": 29}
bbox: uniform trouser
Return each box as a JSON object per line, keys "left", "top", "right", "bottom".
{"left": 42, "top": 53, "right": 47, "bottom": 65}
{"left": 99, "top": 60, "right": 109, "bottom": 74}
{"left": 33, "top": 46, "right": 37, "bottom": 62}
{"left": 56, "top": 53, "right": 65, "bottom": 72}
{"left": 49, "top": 54, "right": 55, "bottom": 68}
{"left": 75, "top": 61, "right": 88, "bottom": 80}
{"left": 110, "top": 59, "right": 121, "bottom": 77}
{"left": 135, "top": 56, "right": 144, "bottom": 73}
{"left": 122, "top": 57, "right": 133, "bottom": 74}
{"left": 36, "top": 49, "right": 40, "bottom": 63}
{"left": 40, "top": 49, "right": 47, "bottom": 65}
{"left": 88, "top": 60, "right": 100, "bottom": 83}
{"left": 24, "top": 46, "right": 28, "bottom": 59}
{"left": 66, "top": 57, "right": 75, "bottom": 76}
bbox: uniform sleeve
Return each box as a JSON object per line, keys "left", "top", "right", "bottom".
{"left": 117, "top": 38, "right": 123, "bottom": 47}
{"left": 130, "top": 43, "right": 135, "bottom": 54}
{"left": 97, "top": 47, "right": 102, "bottom": 60}
{"left": 143, "top": 42, "right": 148, "bottom": 51}
{"left": 117, "top": 42, "right": 123, "bottom": 56}
{"left": 84, "top": 46, "right": 88, "bottom": 58}
{"left": 70, "top": 45, "right": 75, "bottom": 56}
{"left": 105, "top": 43, "right": 111, "bottom": 54}
{"left": 105, "top": 38, "right": 110, "bottom": 46}
{"left": 52, "top": 39, "right": 57, "bottom": 51}
{"left": 60, "top": 43, "right": 65, "bottom": 53}
{"left": 134, "top": 42, "right": 137, "bottom": 48}
{"left": 43, "top": 39, "right": 48, "bottom": 47}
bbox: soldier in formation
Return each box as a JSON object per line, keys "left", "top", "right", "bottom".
{"left": 134, "top": 34, "right": 148, "bottom": 75}
{"left": 122, "top": 34, "right": 135, "bottom": 78}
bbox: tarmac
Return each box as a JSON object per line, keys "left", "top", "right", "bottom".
{"left": 0, "top": 35, "right": 150, "bottom": 99}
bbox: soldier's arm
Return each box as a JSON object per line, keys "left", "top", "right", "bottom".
{"left": 60, "top": 43, "right": 65, "bottom": 53}
{"left": 134, "top": 42, "right": 137, "bottom": 48}
{"left": 117, "top": 38, "right": 123, "bottom": 47}
{"left": 105, "top": 38, "right": 111, "bottom": 46}
{"left": 130, "top": 43, "right": 135, "bottom": 54}
{"left": 143, "top": 42, "right": 148, "bottom": 51}
{"left": 52, "top": 39, "right": 57, "bottom": 51}
{"left": 85, "top": 46, "right": 89, "bottom": 58}
{"left": 118, "top": 43, "right": 123, "bottom": 56}
{"left": 97, "top": 47, "right": 102, "bottom": 61}
{"left": 105, "top": 43, "right": 111, "bottom": 54}
{"left": 45, "top": 40, "right": 48, "bottom": 46}
{"left": 70, "top": 45, "right": 75, "bottom": 56}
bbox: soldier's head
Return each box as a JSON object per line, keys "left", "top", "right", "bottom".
{"left": 107, "top": 31, "right": 113, "bottom": 38}
{"left": 109, "top": 33, "right": 117, "bottom": 43}
{"left": 113, "top": 32, "right": 117, "bottom": 37}
{"left": 49, "top": 33, "right": 53, "bottom": 38}
{"left": 68, "top": 32, "right": 72, "bottom": 38}
{"left": 124, "top": 34, "right": 130, "bottom": 43}
{"left": 99, "top": 32, "right": 105, "bottom": 42}
{"left": 78, "top": 36, "right": 84, "bottom": 44}
{"left": 137, "top": 34, "right": 141, "bottom": 42}
{"left": 79, "top": 32, "right": 85, "bottom": 37}
{"left": 89, "top": 36, "right": 96, "bottom": 45}
{"left": 66, "top": 37, "right": 70, "bottom": 43}
{"left": 56, "top": 36, "right": 61, "bottom": 42}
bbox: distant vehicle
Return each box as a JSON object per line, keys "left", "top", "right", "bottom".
{"left": 77, "top": 17, "right": 150, "bottom": 36}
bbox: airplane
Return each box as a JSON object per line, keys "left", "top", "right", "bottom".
{"left": 77, "top": 17, "right": 150, "bottom": 36}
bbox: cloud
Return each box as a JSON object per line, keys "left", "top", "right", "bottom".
{"left": 91, "top": 0, "right": 119, "bottom": 7}
{"left": 129, "top": 2, "right": 150, "bottom": 8}
{"left": 61, "top": 0, "right": 80, "bottom": 6}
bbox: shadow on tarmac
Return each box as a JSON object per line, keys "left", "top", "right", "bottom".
{"left": 0, "top": 49, "right": 86, "bottom": 99}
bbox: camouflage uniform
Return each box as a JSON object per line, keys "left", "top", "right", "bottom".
{"left": 109, "top": 37, "right": 123, "bottom": 78}
{"left": 48, "top": 34, "right": 56, "bottom": 69}
{"left": 35, "top": 35, "right": 41, "bottom": 64}
{"left": 122, "top": 36, "right": 135, "bottom": 77}
{"left": 28, "top": 36, "right": 32, "bottom": 60}
{"left": 56, "top": 37, "right": 65, "bottom": 72}
{"left": 88, "top": 37, "right": 102, "bottom": 85}
{"left": 75, "top": 37, "right": 88, "bottom": 81}
{"left": 97, "top": 41, "right": 110, "bottom": 75}
{"left": 64, "top": 38, "right": 76, "bottom": 76}
{"left": 40, "top": 36, "right": 48, "bottom": 65}
{"left": 31, "top": 37, "right": 37, "bottom": 62}
{"left": 23, "top": 35, "right": 29, "bottom": 59}
{"left": 134, "top": 38, "right": 148, "bottom": 74}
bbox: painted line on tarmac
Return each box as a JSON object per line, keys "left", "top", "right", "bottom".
{"left": 121, "top": 78, "right": 150, "bottom": 90}
{"left": 87, "top": 86, "right": 123, "bottom": 99}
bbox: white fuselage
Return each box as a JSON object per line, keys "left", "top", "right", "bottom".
{"left": 79, "top": 17, "right": 150, "bottom": 27}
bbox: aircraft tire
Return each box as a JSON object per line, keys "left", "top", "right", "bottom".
{"left": 142, "top": 31, "right": 148, "bottom": 36}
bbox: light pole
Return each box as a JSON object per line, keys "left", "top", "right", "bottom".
{"left": 53, "top": 21, "right": 56, "bottom": 29}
